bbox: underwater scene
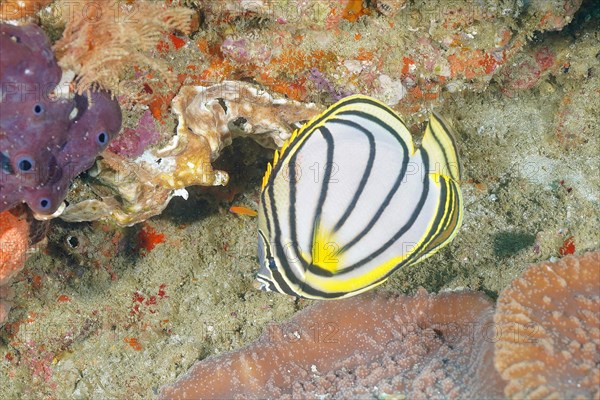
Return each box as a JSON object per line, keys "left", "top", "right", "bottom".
{"left": 0, "top": 0, "right": 599, "bottom": 399}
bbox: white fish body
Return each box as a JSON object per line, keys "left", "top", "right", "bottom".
{"left": 257, "top": 95, "right": 462, "bottom": 299}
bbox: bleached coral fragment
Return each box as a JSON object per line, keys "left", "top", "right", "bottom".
{"left": 375, "top": 74, "right": 406, "bottom": 106}
{"left": 60, "top": 82, "right": 321, "bottom": 226}
{"left": 171, "top": 81, "right": 322, "bottom": 158}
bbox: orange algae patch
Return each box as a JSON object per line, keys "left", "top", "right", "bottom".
{"left": 342, "top": 0, "right": 370, "bottom": 22}
{"left": 137, "top": 223, "right": 165, "bottom": 255}
{"left": 401, "top": 56, "right": 415, "bottom": 75}
{"left": 494, "top": 252, "right": 600, "bottom": 399}
{"left": 156, "top": 39, "right": 170, "bottom": 53}
{"left": 56, "top": 295, "right": 71, "bottom": 303}
{"left": 0, "top": 210, "right": 29, "bottom": 285}
{"left": 168, "top": 33, "right": 186, "bottom": 50}
{"left": 355, "top": 47, "right": 375, "bottom": 61}
{"left": 124, "top": 337, "right": 143, "bottom": 351}
{"left": 148, "top": 92, "right": 177, "bottom": 123}
{"left": 196, "top": 38, "right": 209, "bottom": 53}
{"left": 160, "top": 290, "right": 504, "bottom": 399}
{"left": 447, "top": 49, "right": 496, "bottom": 80}
{"left": 559, "top": 236, "right": 575, "bottom": 256}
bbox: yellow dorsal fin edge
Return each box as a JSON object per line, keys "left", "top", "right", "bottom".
{"left": 260, "top": 126, "right": 301, "bottom": 191}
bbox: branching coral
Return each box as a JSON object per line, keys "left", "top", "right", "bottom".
{"left": 53, "top": 0, "right": 195, "bottom": 96}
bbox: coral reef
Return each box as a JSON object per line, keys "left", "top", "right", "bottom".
{"left": 52, "top": 0, "right": 195, "bottom": 96}
{"left": 494, "top": 252, "right": 600, "bottom": 399}
{"left": 59, "top": 81, "right": 320, "bottom": 226}
{"left": 23, "top": 0, "right": 585, "bottom": 226}
{"left": 180, "top": 0, "right": 585, "bottom": 117}
{"left": 0, "top": 1, "right": 597, "bottom": 399}
{"left": 0, "top": 23, "right": 121, "bottom": 216}
{"left": 160, "top": 289, "right": 504, "bottom": 399}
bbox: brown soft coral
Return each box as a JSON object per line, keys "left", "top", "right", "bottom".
{"left": 495, "top": 252, "right": 600, "bottom": 399}
{"left": 160, "top": 289, "right": 504, "bottom": 399}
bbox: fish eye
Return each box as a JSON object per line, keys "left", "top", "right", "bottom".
{"left": 39, "top": 197, "right": 52, "bottom": 210}
{"left": 96, "top": 131, "right": 108, "bottom": 146}
{"left": 16, "top": 155, "right": 34, "bottom": 172}
{"left": 268, "top": 257, "right": 277, "bottom": 270}
{"left": 33, "top": 103, "right": 44, "bottom": 115}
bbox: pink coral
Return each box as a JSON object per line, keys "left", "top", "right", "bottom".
{"left": 108, "top": 110, "right": 160, "bottom": 158}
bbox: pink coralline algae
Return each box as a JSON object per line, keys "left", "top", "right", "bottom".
{"left": 0, "top": 23, "right": 121, "bottom": 215}
{"left": 500, "top": 45, "right": 556, "bottom": 94}
{"left": 108, "top": 110, "right": 160, "bottom": 158}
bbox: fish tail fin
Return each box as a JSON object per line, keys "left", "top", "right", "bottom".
{"left": 421, "top": 111, "right": 462, "bottom": 183}
{"left": 417, "top": 112, "right": 463, "bottom": 256}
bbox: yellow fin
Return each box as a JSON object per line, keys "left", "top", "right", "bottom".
{"left": 260, "top": 126, "right": 302, "bottom": 191}
{"left": 422, "top": 112, "right": 462, "bottom": 182}
{"left": 422, "top": 177, "right": 463, "bottom": 255}
{"left": 261, "top": 162, "right": 272, "bottom": 190}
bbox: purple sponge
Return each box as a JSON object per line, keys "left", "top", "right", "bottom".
{"left": 0, "top": 23, "right": 122, "bottom": 215}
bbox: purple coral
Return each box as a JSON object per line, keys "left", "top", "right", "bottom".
{"left": 308, "top": 68, "right": 353, "bottom": 101}
{"left": 0, "top": 23, "right": 121, "bottom": 215}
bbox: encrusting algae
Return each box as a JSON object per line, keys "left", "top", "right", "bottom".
{"left": 0, "top": 208, "right": 30, "bottom": 325}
